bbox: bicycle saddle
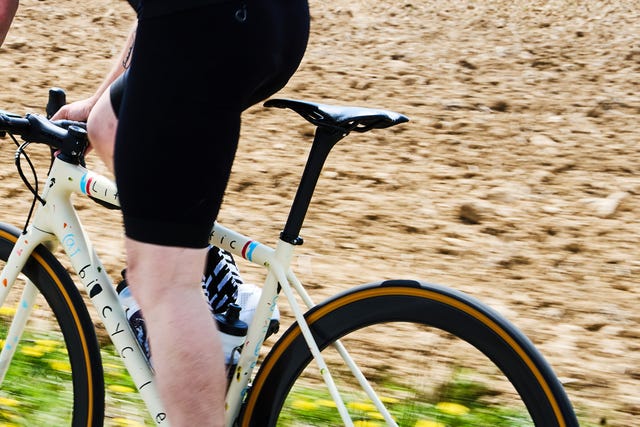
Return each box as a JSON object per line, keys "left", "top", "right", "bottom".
{"left": 264, "top": 98, "right": 409, "bottom": 133}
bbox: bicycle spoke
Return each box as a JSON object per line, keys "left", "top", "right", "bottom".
{"left": 278, "top": 322, "right": 536, "bottom": 426}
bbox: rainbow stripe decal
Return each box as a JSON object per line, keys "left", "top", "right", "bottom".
{"left": 242, "top": 241, "right": 259, "bottom": 262}
{"left": 80, "top": 173, "right": 94, "bottom": 196}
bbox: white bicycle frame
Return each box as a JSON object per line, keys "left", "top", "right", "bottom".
{"left": 0, "top": 154, "right": 397, "bottom": 426}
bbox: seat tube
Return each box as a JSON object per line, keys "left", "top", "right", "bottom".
{"left": 280, "top": 126, "right": 344, "bottom": 244}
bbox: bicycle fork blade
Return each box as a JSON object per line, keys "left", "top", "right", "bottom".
{"left": 0, "top": 280, "right": 37, "bottom": 385}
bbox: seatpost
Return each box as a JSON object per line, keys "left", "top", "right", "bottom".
{"left": 280, "top": 126, "right": 346, "bottom": 245}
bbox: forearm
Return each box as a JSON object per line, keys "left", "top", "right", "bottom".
{"left": 87, "top": 21, "right": 137, "bottom": 105}
{"left": 0, "top": 0, "right": 19, "bottom": 46}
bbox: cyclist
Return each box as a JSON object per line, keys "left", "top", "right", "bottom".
{"left": 2, "top": 1, "right": 310, "bottom": 426}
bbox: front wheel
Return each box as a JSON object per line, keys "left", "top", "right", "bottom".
{"left": 241, "top": 280, "right": 578, "bottom": 426}
{"left": 0, "top": 223, "right": 104, "bottom": 426}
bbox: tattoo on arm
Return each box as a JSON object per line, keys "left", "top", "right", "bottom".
{"left": 122, "top": 34, "right": 135, "bottom": 69}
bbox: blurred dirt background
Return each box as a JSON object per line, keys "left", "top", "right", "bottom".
{"left": 1, "top": 1, "right": 639, "bottom": 426}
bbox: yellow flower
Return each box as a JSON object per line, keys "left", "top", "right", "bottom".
{"left": 291, "top": 399, "right": 318, "bottom": 411}
{"left": 107, "top": 384, "right": 136, "bottom": 394}
{"left": 0, "top": 306, "right": 17, "bottom": 316}
{"left": 435, "top": 401, "right": 470, "bottom": 416}
{"left": 347, "top": 401, "right": 377, "bottom": 412}
{"left": 354, "top": 421, "right": 383, "bottom": 427}
{"left": 50, "top": 360, "right": 72, "bottom": 373}
{"left": 366, "top": 411, "right": 385, "bottom": 420}
{"left": 20, "top": 345, "right": 45, "bottom": 357}
{"left": 415, "top": 421, "right": 446, "bottom": 427}
{"left": 0, "top": 397, "right": 20, "bottom": 407}
{"left": 0, "top": 408, "right": 22, "bottom": 424}
{"left": 317, "top": 399, "right": 337, "bottom": 407}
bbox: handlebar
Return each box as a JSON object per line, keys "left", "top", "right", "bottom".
{"left": 0, "top": 89, "right": 98, "bottom": 223}
{"left": 0, "top": 88, "right": 89, "bottom": 163}
{"left": 0, "top": 111, "right": 87, "bottom": 141}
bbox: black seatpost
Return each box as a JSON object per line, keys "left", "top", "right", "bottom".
{"left": 280, "top": 126, "right": 346, "bottom": 245}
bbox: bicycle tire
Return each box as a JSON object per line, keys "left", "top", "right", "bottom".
{"left": 241, "top": 279, "right": 579, "bottom": 427}
{"left": 0, "top": 222, "right": 104, "bottom": 426}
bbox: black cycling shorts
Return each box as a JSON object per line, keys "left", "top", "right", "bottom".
{"left": 109, "top": 70, "right": 126, "bottom": 118}
{"left": 113, "top": 0, "right": 310, "bottom": 248}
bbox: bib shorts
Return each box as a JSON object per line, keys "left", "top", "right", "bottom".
{"left": 113, "top": 0, "right": 310, "bottom": 248}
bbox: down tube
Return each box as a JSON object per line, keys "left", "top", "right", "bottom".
{"left": 44, "top": 201, "right": 169, "bottom": 426}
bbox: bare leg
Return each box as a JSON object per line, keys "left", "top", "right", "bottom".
{"left": 89, "top": 91, "right": 226, "bottom": 426}
{"left": 124, "top": 240, "right": 226, "bottom": 427}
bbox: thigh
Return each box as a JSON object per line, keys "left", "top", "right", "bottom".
{"left": 114, "top": 1, "right": 310, "bottom": 248}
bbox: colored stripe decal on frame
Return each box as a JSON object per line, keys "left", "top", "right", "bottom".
{"left": 242, "top": 241, "right": 259, "bottom": 262}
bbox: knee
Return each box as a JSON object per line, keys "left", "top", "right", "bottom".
{"left": 123, "top": 240, "right": 209, "bottom": 306}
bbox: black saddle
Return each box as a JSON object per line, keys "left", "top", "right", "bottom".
{"left": 264, "top": 98, "right": 409, "bottom": 134}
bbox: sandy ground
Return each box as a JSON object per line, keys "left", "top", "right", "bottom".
{"left": 1, "top": 1, "right": 639, "bottom": 426}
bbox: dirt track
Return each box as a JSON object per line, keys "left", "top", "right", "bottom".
{"left": 1, "top": 1, "right": 639, "bottom": 426}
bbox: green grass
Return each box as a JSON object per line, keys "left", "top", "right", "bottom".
{"left": 0, "top": 327, "right": 597, "bottom": 427}
{"left": 101, "top": 343, "right": 154, "bottom": 427}
{"left": 0, "top": 327, "right": 151, "bottom": 426}
{"left": 0, "top": 333, "right": 75, "bottom": 426}
{"left": 278, "top": 375, "right": 534, "bottom": 427}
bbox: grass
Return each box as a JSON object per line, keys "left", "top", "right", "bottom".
{"left": 0, "top": 324, "right": 151, "bottom": 426}
{"left": 0, "top": 326, "right": 597, "bottom": 427}
{"left": 0, "top": 333, "right": 75, "bottom": 426}
{"left": 278, "top": 375, "right": 535, "bottom": 427}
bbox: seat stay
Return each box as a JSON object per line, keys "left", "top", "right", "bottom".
{"left": 264, "top": 98, "right": 409, "bottom": 134}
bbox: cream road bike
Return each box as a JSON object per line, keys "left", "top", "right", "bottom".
{"left": 0, "top": 89, "right": 580, "bottom": 426}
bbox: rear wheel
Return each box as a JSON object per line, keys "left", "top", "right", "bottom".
{"left": 242, "top": 280, "right": 578, "bottom": 426}
{"left": 0, "top": 223, "right": 104, "bottom": 426}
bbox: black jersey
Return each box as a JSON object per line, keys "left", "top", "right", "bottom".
{"left": 127, "top": 0, "right": 231, "bottom": 18}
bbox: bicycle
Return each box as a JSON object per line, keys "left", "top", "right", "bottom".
{"left": 0, "top": 88, "right": 580, "bottom": 426}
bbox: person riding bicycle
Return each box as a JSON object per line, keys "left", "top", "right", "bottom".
{"left": 1, "top": 1, "right": 310, "bottom": 426}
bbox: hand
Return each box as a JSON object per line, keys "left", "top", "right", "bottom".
{"left": 50, "top": 97, "right": 95, "bottom": 122}
{"left": 50, "top": 97, "right": 97, "bottom": 156}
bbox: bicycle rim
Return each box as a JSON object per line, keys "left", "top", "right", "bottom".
{"left": 0, "top": 224, "right": 104, "bottom": 427}
{"left": 241, "top": 280, "right": 578, "bottom": 427}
